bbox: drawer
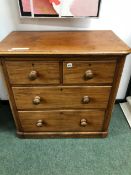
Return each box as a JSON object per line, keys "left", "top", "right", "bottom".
{"left": 63, "top": 61, "right": 116, "bottom": 84}
{"left": 5, "top": 61, "right": 60, "bottom": 85}
{"left": 13, "top": 86, "right": 111, "bottom": 109}
{"left": 18, "top": 110, "right": 105, "bottom": 132}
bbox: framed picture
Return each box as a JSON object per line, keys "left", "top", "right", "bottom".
{"left": 18, "top": 0, "right": 101, "bottom": 18}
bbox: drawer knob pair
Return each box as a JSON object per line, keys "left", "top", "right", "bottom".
{"left": 29, "top": 70, "right": 38, "bottom": 80}
{"left": 33, "top": 96, "right": 90, "bottom": 105}
{"left": 80, "top": 119, "right": 88, "bottom": 127}
{"left": 84, "top": 70, "right": 94, "bottom": 80}
{"left": 36, "top": 120, "right": 43, "bottom": 127}
{"left": 33, "top": 96, "right": 41, "bottom": 105}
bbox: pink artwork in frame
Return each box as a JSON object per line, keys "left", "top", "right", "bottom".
{"left": 70, "top": 0, "right": 99, "bottom": 17}
{"left": 33, "top": 0, "right": 57, "bottom": 15}
{"left": 21, "top": 0, "right": 31, "bottom": 12}
{"left": 19, "top": 0, "right": 101, "bottom": 17}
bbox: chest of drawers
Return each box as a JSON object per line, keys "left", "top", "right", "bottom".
{"left": 0, "top": 31, "right": 130, "bottom": 138}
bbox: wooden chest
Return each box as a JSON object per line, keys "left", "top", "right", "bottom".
{"left": 0, "top": 31, "right": 130, "bottom": 138}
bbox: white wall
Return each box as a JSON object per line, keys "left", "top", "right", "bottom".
{"left": 0, "top": 0, "right": 16, "bottom": 100}
{"left": 0, "top": 0, "right": 131, "bottom": 100}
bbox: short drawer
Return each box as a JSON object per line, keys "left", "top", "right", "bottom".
{"left": 63, "top": 61, "right": 116, "bottom": 84}
{"left": 13, "top": 86, "right": 111, "bottom": 109}
{"left": 5, "top": 61, "right": 60, "bottom": 85}
{"left": 18, "top": 110, "right": 105, "bottom": 132}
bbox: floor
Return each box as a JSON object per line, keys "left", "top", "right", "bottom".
{"left": 0, "top": 103, "right": 131, "bottom": 175}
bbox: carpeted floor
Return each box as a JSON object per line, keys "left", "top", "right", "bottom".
{"left": 0, "top": 103, "right": 131, "bottom": 175}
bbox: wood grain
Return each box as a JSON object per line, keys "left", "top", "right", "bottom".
{"left": 103, "top": 56, "right": 126, "bottom": 131}
{"left": 12, "top": 86, "right": 111, "bottom": 109}
{"left": 1, "top": 60, "right": 22, "bottom": 130}
{"left": 2, "top": 56, "right": 122, "bottom": 62}
{"left": 18, "top": 110, "right": 105, "bottom": 132}
{"left": 5, "top": 61, "right": 60, "bottom": 85}
{"left": 0, "top": 31, "right": 130, "bottom": 55}
{"left": 17, "top": 131, "right": 108, "bottom": 138}
{"left": 0, "top": 31, "right": 130, "bottom": 138}
{"left": 63, "top": 60, "right": 116, "bottom": 84}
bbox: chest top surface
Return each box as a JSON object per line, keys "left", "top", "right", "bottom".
{"left": 0, "top": 31, "right": 130, "bottom": 56}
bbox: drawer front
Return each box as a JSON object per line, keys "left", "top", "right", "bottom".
{"left": 18, "top": 110, "right": 105, "bottom": 132}
{"left": 63, "top": 61, "right": 116, "bottom": 84}
{"left": 5, "top": 61, "right": 60, "bottom": 85}
{"left": 13, "top": 86, "right": 111, "bottom": 109}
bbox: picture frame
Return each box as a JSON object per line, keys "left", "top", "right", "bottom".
{"left": 18, "top": 0, "right": 102, "bottom": 18}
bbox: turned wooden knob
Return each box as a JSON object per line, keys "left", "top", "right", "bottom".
{"left": 80, "top": 119, "right": 88, "bottom": 127}
{"left": 28, "top": 70, "right": 38, "bottom": 80}
{"left": 84, "top": 70, "right": 93, "bottom": 80}
{"left": 82, "top": 96, "right": 90, "bottom": 104}
{"left": 36, "top": 120, "right": 43, "bottom": 127}
{"left": 33, "top": 96, "right": 41, "bottom": 105}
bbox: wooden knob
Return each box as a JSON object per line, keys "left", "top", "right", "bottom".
{"left": 33, "top": 96, "right": 41, "bottom": 105}
{"left": 28, "top": 70, "right": 38, "bottom": 80}
{"left": 84, "top": 70, "right": 93, "bottom": 80}
{"left": 36, "top": 120, "right": 43, "bottom": 127}
{"left": 80, "top": 119, "right": 87, "bottom": 127}
{"left": 82, "top": 96, "right": 90, "bottom": 104}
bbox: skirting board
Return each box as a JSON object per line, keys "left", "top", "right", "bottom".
{"left": 120, "top": 101, "right": 131, "bottom": 128}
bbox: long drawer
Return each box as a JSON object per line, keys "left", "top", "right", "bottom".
{"left": 5, "top": 61, "right": 60, "bottom": 85}
{"left": 63, "top": 60, "right": 116, "bottom": 84}
{"left": 13, "top": 86, "right": 111, "bottom": 109}
{"left": 18, "top": 110, "right": 105, "bottom": 132}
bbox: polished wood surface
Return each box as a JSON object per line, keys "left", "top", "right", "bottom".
{"left": 1, "top": 61, "right": 23, "bottom": 130}
{"left": 12, "top": 86, "right": 111, "bottom": 109}
{"left": 63, "top": 60, "right": 116, "bottom": 84}
{"left": 103, "top": 56, "right": 126, "bottom": 131}
{"left": 18, "top": 110, "right": 105, "bottom": 132}
{"left": 5, "top": 61, "right": 60, "bottom": 85}
{"left": 0, "top": 31, "right": 130, "bottom": 138}
{"left": 17, "top": 131, "right": 108, "bottom": 138}
{"left": 0, "top": 31, "right": 130, "bottom": 55}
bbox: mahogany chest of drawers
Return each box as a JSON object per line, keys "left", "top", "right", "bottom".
{"left": 0, "top": 31, "right": 130, "bottom": 138}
